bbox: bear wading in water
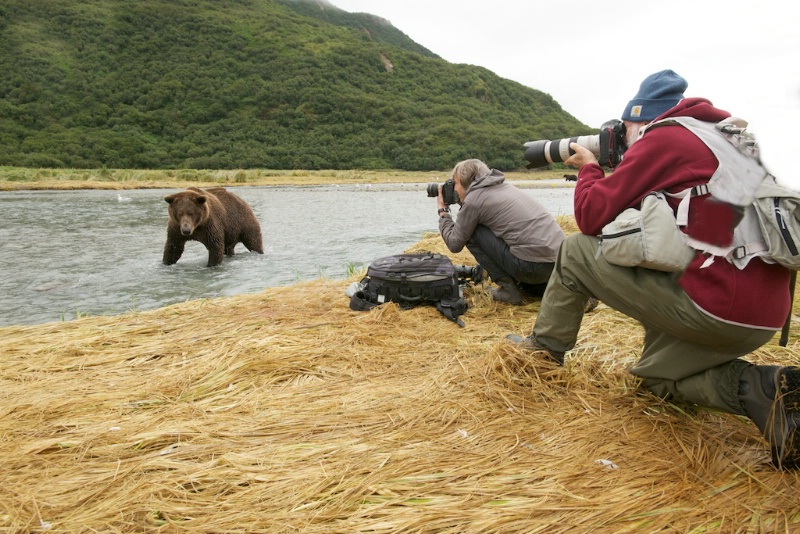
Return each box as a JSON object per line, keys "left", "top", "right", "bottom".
{"left": 163, "top": 187, "right": 264, "bottom": 267}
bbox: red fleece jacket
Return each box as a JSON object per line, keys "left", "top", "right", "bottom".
{"left": 574, "top": 97, "right": 791, "bottom": 329}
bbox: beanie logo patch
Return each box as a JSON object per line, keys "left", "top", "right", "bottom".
{"left": 630, "top": 105, "right": 643, "bottom": 119}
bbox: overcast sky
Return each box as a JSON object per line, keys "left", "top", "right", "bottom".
{"left": 330, "top": 0, "right": 800, "bottom": 188}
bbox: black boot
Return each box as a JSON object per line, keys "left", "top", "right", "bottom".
{"left": 739, "top": 364, "right": 800, "bottom": 469}
{"left": 489, "top": 277, "right": 523, "bottom": 305}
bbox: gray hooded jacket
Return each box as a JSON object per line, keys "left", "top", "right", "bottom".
{"left": 439, "top": 169, "right": 564, "bottom": 263}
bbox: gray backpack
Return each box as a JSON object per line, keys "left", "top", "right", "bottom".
{"left": 650, "top": 116, "right": 800, "bottom": 270}
{"left": 647, "top": 116, "right": 798, "bottom": 345}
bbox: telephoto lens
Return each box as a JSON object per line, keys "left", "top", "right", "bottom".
{"left": 523, "top": 120, "right": 627, "bottom": 169}
{"left": 523, "top": 135, "right": 601, "bottom": 168}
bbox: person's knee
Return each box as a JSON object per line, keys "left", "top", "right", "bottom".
{"left": 553, "top": 234, "right": 601, "bottom": 289}
{"left": 639, "top": 377, "right": 674, "bottom": 401}
{"left": 559, "top": 233, "right": 596, "bottom": 263}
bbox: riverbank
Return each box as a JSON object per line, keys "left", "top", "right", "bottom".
{"left": 0, "top": 166, "right": 567, "bottom": 191}
{"left": 1, "top": 230, "right": 798, "bottom": 532}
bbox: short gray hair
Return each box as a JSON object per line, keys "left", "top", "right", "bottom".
{"left": 451, "top": 159, "right": 490, "bottom": 190}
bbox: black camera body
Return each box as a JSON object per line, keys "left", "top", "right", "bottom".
{"left": 426, "top": 178, "right": 460, "bottom": 205}
{"left": 523, "top": 119, "right": 627, "bottom": 169}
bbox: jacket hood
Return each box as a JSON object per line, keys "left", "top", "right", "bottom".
{"left": 467, "top": 169, "right": 505, "bottom": 195}
{"left": 656, "top": 97, "right": 731, "bottom": 124}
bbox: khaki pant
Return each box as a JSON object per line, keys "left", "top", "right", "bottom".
{"left": 532, "top": 233, "right": 776, "bottom": 415}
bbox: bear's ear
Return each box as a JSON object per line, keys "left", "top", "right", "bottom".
{"left": 164, "top": 195, "right": 176, "bottom": 204}
{"left": 196, "top": 196, "right": 207, "bottom": 205}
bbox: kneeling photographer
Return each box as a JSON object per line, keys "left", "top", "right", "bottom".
{"left": 433, "top": 158, "right": 565, "bottom": 305}
{"left": 507, "top": 69, "right": 800, "bottom": 470}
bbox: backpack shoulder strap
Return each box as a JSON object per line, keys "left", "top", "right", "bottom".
{"left": 349, "top": 290, "right": 379, "bottom": 311}
{"left": 647, "top": 116, "right": 767, "bottom": 206}
{"left": 663, "top": 185, "right": 709, "bottom": 226}
{"left": 436, "top": 298, "right": 467, "bottom": 327}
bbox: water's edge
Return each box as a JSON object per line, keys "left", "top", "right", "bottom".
{"left": 0, "top": 183, "right": 574, "bottom": 326}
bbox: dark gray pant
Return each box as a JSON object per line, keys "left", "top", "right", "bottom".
{"left": 531, "top": 233, "right": 776, "bottom": 415}
{"left": 467, "top": 225, "right": 554, "bottom": 293}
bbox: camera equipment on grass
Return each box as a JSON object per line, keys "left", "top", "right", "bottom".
{"left": 348, "top": 253, "right": 483, "bottom": 327}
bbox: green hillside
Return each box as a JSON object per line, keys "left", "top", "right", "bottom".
{"left": 274, "top": 0, "right": 440, "bottom": 58}
{"left": 0, "top": 0, "right": 592, "bottom": 171}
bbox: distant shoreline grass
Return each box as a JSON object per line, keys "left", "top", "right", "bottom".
{"left": 0, "top": 166, "right": 568, "bottom": 191}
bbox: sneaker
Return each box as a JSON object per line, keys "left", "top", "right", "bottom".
{"left": 504, "top": 334, "right": 565, "bottom": 366}
{"left": 770, "top": 366, "right": 800, "bottom": 469}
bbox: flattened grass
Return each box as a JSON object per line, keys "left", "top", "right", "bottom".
{"left": 1, "top": 228, "right": 799, "bottom": 532}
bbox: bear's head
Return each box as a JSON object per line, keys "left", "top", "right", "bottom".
{"left": 164, "top": 190, "right": 210, "bottom": 236}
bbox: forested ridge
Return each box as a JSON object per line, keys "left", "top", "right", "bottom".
{"left": 0, "top": 0, "right": 592, "bottom": 171}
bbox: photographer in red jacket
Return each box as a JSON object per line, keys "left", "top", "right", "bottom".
{"left": 508, "top": 69, "right": 800, "bottom": 469}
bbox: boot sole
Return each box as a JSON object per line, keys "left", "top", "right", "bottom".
{"left": 773, "top": 366, "right": 800, "bottom": 469}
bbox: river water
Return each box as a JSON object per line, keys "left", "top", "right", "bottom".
{"left": 0, "top": 182, "right": 574, "bottom": 326}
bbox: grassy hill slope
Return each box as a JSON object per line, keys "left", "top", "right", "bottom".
{"left": 276, "top": 0, "right": 440, "bottom": 58}
{"left": 0, "top": 0, "right": 591, "bottom": 170}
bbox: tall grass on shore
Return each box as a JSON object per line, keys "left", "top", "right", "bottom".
{"left": 1, "top": 227, "right": 798, "bottom": 532}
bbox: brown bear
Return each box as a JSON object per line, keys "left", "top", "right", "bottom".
{"left": 163, "top": 187, "right": 264, "bottom": 267}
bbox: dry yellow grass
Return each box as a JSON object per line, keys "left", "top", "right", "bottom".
{"left": 1, "top": 226, "right": 799, "bottom": 533}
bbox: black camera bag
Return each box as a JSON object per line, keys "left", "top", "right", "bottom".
{"left": 349, "top": 253, "right": 469, "bottom": 326}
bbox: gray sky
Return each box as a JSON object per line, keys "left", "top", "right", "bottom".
{"left": 330, "top": 0, "right": 800, "bottom": 188}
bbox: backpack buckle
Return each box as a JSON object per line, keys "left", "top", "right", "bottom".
{"left": 731, "top": 246, "right": 748, "bottom": 260}
{"left": 691, "top": 184, "right": 709, "bottom": 197}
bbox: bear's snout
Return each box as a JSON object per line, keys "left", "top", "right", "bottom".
{"left": 180, "top": 221, "right": 195, "bottom": 236}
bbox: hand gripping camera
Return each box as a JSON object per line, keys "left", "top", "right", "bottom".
{"left": 523, "top": 120, "right": 627, "bottom": 169}
{"left": 426, "top": 178, "right": 459, "bottom": 206}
